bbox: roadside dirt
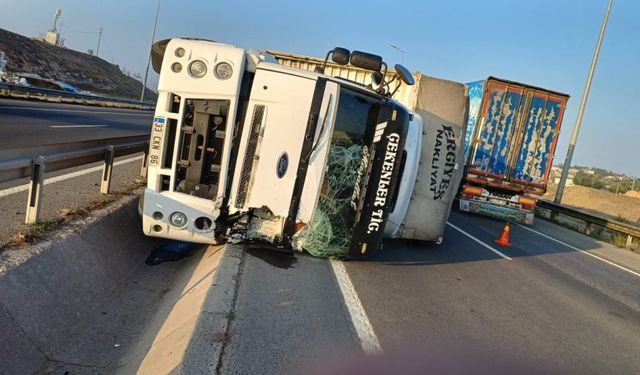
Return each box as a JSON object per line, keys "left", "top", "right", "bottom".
{"left": 544, "top": 184, "right": 640, "bottom": 224}
{"left": 624, "top": 190, "right": 640, "bottom": 199}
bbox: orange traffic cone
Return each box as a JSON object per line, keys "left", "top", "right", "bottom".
{"left": 494, "top": 222, "right": 511, "bottom": 247}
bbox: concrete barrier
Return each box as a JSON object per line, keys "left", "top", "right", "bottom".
{"left": 0, "top": 196, "right": 151, "bottom": 373}
{"left": 0, "top": 195, "right": 242, "bottom": 374}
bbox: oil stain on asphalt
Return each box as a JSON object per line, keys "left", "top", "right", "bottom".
{"left": 245, "top": 247, "right": 297, "bottom": 269}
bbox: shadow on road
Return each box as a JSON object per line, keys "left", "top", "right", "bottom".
{"left": 360, "top": 209, "right": 610, "bottom": 266}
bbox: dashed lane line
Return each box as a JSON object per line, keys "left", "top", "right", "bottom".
{"left": 0, "top": 155, "right": 143, "bottom": 198}
{"left": 515, "top": 222, "right": 640, "bottom": 278}
{"left": 329, "top": 258, "right": 382, "bottom": 355}
{"left": 446, "top": 221, "right": 513, "bottom": 260}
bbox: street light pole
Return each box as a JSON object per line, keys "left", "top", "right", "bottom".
{"left": 554, "top": 0, "right": 612, "bottom": 204}
{"left": 140, "top": 0, "right": 161, "bottom": 102}
{"left": 389, "top": 43, "right": 405, "bottom": 64}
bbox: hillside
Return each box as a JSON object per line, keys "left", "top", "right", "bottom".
{"left": 544, "top": 184, "right": 640, "bottom": 224}
{"left": 0, "top": 27, "right": 156, "bottom": 100}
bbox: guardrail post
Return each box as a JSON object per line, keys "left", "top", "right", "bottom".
{"left": 140, "top": 147, "right": 149, "bottom": 178}
{"left": 25, "top": 156, "right": 46, "bottom": 224}
{"left": 585, "top": 223, "right": 593, "bottom": 235}
{"left": 627, "top": 235, "right": 633, "bottom": 249}
{"left": 101, "top": 145, "right": 115, "bottom": 194}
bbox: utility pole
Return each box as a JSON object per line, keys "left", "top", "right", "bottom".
{"left": 555, "top": 0, "right": 613, "bottom": 204}
{"left": 141, "top": 0, "right": 161, "bottom": 102}
{"left": 632, "top": 177, "right": 637, "bottom": 191}
{"left": 52, "top": 8, "right": 61, "bottom": 31}
{"left": 96, "top": 27, "right": 103, "bottom": 57}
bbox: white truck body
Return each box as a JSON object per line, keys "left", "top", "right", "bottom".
{"left": 141, "top": 38, "right": 467, "bottom": 258}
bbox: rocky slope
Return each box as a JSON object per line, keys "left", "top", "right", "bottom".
{"left": 0, "top": 27, "right": 156, "bottom": 100}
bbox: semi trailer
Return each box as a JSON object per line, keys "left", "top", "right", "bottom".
{"left": 141, "top": 38, "right": 468, "bottom": 258}
{"left": 459, "top": 77, "right": 570, "bottom": 224}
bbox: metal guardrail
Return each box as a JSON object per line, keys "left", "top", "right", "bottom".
{"left": 0, "top": 82, "right": 155, "bottom": 110}
{"left": 537, "top": 199, "right": 640, "bottom": 249}
{"left": 0, "top": 135, "right": 149, "bottom": 224}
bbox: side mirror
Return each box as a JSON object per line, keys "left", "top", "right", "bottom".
{"left": 317, "top": 47, "right": 351, "bottom": 73}
{"left": 151, "top": 39, "right": 171, "bottom": 74}
{"left": 350, "top": 51, "right": 383, "bottom": 72}
{"left": 371, "top": 71, "right": 383, "bottom": 87}
{"left": 394, "top": 64, "right": 414, "bottom": 86}
{"left": 331, "top": 47, "right": 350, "bottom": 65}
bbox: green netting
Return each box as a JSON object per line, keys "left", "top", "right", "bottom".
{"left": 302, "top": 141, "right": 363, "bottom": 257}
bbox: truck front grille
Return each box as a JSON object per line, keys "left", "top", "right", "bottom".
{"left": 236, "top": 105, "right": 265, "bottom": 208}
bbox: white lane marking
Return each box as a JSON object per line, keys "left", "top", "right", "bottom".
{"left": 446, "top": 221, "right": 512, "bottom": 260}
{"left": 0, "top": 155, "right": 143, "bottom": 198}
{"left": 0, "top": 105, "right": 151, "bottom": 115}
{"left": 329, "top": 258, "right": 382, "bottom": 354}
{"left": 50, "top": 125, "right": 108, "bottom": 128}
{"left": 515, "top": 223, "right": 640, "bottom": 278}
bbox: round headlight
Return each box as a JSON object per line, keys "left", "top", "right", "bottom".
{"left": 171, "top": 62, "right": 182, "bottom": 73}
{"left": 169, "top": 212, "right": 188, "bottom": 228}
{"left": 174, "top": 47, "right": 185, "bottom": 58}
{"left": 214, "top": 62, "right": 233, "bottom": 80}
{"left": 188, "top": 60, "right": 207, "bottom": 78}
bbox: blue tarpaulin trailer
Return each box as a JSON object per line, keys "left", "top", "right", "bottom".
{"left": 460, "top": 77, "right": 569, "bottom": 224}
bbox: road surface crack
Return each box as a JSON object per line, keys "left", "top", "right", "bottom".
{"left": 215, "top": 248, "right": 246, "bottom": 375}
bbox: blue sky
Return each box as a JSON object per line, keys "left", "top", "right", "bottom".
{"left": 0, "top": 0, "right": 638, "bottom": 177}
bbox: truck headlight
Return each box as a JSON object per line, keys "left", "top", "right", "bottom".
{"left": 188, "top": 60, "right": 207, "bottom": 78}
{"left": 169, "top": 212, "right": 188, "bottom": 228}
{"left": 214, "top": 62, "right": 233, "bottom": 80}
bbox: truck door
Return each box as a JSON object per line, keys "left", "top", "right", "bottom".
{"left": 510, "top": 91, "right": 568, "bottom": 185}
{"left": 472, "top": 79, "right": 526, "bottom": 179}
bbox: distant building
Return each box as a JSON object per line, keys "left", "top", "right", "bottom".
{"left": 43, "top": 8, "right": 63, "bottom": 47}
{"left": 44, "top": 31, "right": 61, "bottom": 46}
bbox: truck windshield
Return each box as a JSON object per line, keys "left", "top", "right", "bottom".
{"left": 302, "top": 87, "right": 380, "bottom": 257}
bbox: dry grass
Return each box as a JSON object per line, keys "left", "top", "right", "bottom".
{"left": 6, "top": 219, "right": 64, "bottom": 247}
{"left": 543, "top": 184, "right": 640, "bottom": 254}
{"left": 544, "top": 184, "right": 640, "bottom": 224}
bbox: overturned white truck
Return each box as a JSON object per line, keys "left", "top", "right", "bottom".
{"left": 141, "top": 38, "right": 468, "bottom": 258}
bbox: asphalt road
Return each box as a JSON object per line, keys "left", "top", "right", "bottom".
{"left": 222, "top": 210, "right": 640, "bottom": 374}
{"left": 0, "top": 98, "right": 153, "bottom": 150}
{"left": 2, "top": 101, "right": 639, "bottom": 374}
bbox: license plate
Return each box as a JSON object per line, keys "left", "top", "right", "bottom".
{"left": 149, "top": 117, "right": 165, "bottom": 167}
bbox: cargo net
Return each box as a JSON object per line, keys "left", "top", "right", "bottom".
{"left": 301, "top": 141, "right": 362, "bottom": 257}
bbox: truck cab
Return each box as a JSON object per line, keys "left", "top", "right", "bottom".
{"left": 141, "top": 38, "right": 415, "bottom": 258}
